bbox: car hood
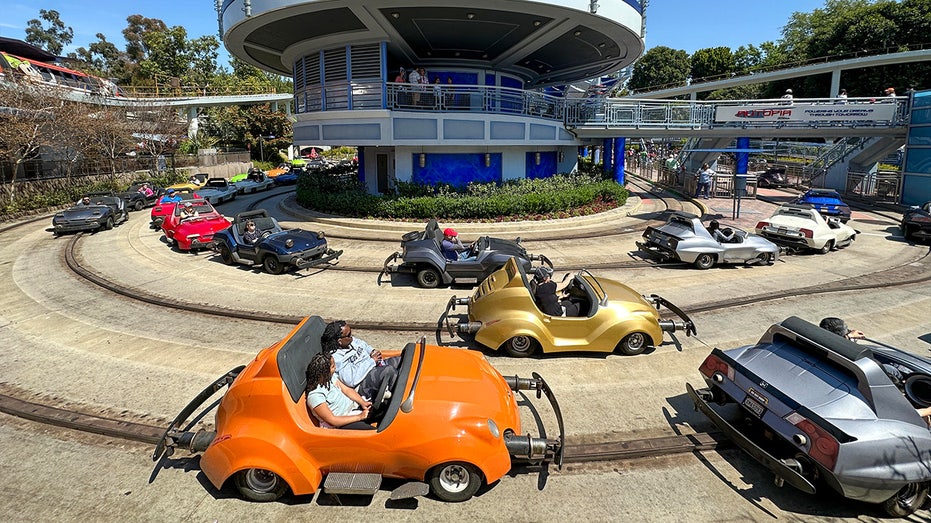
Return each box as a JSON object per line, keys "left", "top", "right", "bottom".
{"left": 175, "top": 216, "right": 231, "bottom": 235}
{"left": 728, "top": 343, "right": 876, "bottom": 419}
{"left": 264, "top": 230, "right": 324, "bottom": 251}
{"left": 595, "top": 278, "right": 656, "bottom": 312}
{"left": 58, "top": 206, "right": 109, "bottom": 220}
{"left": 485, "top": 237, "right": 528, "bottom": 257}
{"left": 197, "top": 187, "right": 232, "bottom": 195}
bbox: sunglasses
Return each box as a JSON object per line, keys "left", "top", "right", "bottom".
{"left": 338, "top": 328, "right": 353, "bottom": 340}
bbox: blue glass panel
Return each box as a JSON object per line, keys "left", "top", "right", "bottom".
{"left": 905, "top": 148, "right": 931, "bottom": 173}
{"left": 908, "top": 126, "right": 931, "bottom": 146}
{"left": 525, "top": 151, "right": 557, "bottom": 179}
{"left": 910, "top": 108, "right": 931, "bottom": 125}
{"left": 412, "top": 154, "right": 502, "bottom": 187}
{"left": 912, "top": 89, "right": 931, "bottom": 109}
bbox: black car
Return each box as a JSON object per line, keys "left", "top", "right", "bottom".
{"left": 901, "top": 201, "right": 931, "bottom": 242}
{"left": 212, "top": 210, "right": 342, "bottom": 274}
{"left": 382, "top": 219, "right": 551, "bottom": 288}
{"left": 116, "top": 182, "right": 164, "bottom": 211}
{"left": 756, "top": 166, "right": 789, "bottom": 188}
{"left": 52, "top": 194, "right": 128, "bottom": 235}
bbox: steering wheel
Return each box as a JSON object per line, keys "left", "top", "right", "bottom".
{"left": 260, "top": 231, "right": 272, "bottom": 239}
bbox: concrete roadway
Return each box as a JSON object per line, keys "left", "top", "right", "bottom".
{"left": 0, "top": 185, "right": 928, "bottom": 522}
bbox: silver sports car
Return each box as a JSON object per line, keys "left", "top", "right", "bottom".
{"left": 637, "top": 212, "right": 779, "bottom": 269}
{"left": 688, "top": 316, "right": 931, "bottom": 517}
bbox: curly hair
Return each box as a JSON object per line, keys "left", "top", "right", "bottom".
{"left": 321, "top": 320, "right": 346, "bottom": 354}
{"left": 306, "top": 353, "right": 333, "bottom": 392}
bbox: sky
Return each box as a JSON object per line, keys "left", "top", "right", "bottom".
{"left": 2, "top": 0, "right": 830, "bottom": 65}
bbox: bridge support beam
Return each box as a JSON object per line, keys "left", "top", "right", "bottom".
{"left": 613, "top": 137, "right": 626, "bottom": 185}
{"left": 735, "top": 137, "right": 749, "bottom": 175}
{"left": 603, "top": 138, "right": 613, "bottom": 176}
{"left": 830, "top": 69, "right": 841, "bottom": 98}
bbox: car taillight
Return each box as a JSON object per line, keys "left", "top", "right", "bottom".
{"left": 699, "top": 354, "right": 734, "bottom": 381}
{"left": 786, "top": 413, "right": 839, "bottom": 470}
{"left": 799, "top": 228, "right": 814, "bottom": 238}
{"left": 755, "top": 221, "right": 768, "bottom": 230}
{"left": 915, "top": 215, "right": 931, "bottom": 223}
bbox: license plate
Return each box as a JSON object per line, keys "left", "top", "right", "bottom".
{"left": 743, "top": 396, "right": 766, "bottom": 418}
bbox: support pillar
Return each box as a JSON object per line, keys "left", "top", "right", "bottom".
{"left": 830, "top": 69, "right": 841, "bottom": 98}
{"left": 602, "top": 138, "right": 613, "bottom": 176}
{"left": 612, "top": 137, "right": 626, "bottom": 185}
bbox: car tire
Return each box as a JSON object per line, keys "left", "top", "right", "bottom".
{"left": 218, "top": 243, "right": 234, "bottom": 265}
{"left": 134, "top": 199, "right": 144, "bottom": 211}
{"left": 263, "top": 256, "right": 285, "bottom": 275}
{"left": 233, "top": 468, "right": 289, "bottom": 502}
{"left": 428, "top": 462, "right": 482, "bottom": 503}
{"left": 818, "top": 240, "right": 834, "bottom": 255}
{"left": 617, "top": 332, "right": 649, "bottom": 356}
{"left": 693, "top": 253, "right": 715, "bottom": 270}
{"left": 401, "top": 230, "right": 421, "bottom": 242}
{"left": 504, "top": 335, "right": 539, "bottom": 357}
{"left": 882, "top": 482, "right": 928, "bottom": 517}
{"left": 104, "top": 217, "right": 114, "bottom": 230}
{"left": 416, "top": 267, "right": 441, "bottom": 288}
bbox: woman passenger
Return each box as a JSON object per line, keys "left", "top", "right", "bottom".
{"left": 305, "top": 352, "right": 374, "bottom": 430}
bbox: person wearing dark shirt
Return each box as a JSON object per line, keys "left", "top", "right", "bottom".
{"left": 242, "top": 220, "right": 262, "bottom": 245}
{"left": 532, "top": 267, "right": 578, "bottom": 317}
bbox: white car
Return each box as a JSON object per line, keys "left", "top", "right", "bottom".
{"left": 196, "top": 178, "right": 238, "bottom": 205}
{"left": 755, "top": 204, "right": 856, "bottom": 254}
{"left": 235, "top": 171, "right": 275, "bottom": 194}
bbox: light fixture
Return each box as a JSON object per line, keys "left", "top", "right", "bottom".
{"left": 484, "top": 153, "right": 491, "bottom": 167}
{"left": 467, "top": 13, "right": 475, "bottom": 19}
{"left": 419, "top": 153, "right": 426, "bottom": 168}
{"left": 455, "top": 52, "right": 460, "bottom": 57}
{"left": 534, "top": 152, "right": 541, "bottom": 165}
{"left": 574, "top": 30, "right": 582, "bottom": 36}
{"left": 391, "top": 12, "right": 400, "bottom": 18}
{"left": 533, "top": 20, "right": 541, "bottom": 27}
{"left": 598, "top": 42, "right": 606, "bottom": 48}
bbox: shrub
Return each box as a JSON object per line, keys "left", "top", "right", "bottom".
{"left": 296, "top": 172, "right": 628, "bottom": 220}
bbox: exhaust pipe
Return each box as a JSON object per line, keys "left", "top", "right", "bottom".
{"left": 658, "top": 319, "right": 694, "bottom": 336}
{"left": 456, "top": 321, "right": 482, "bottom": 334}
{"left": 162, "top": 430, "right": 215, "bottom": 456}
{"left": 505, "top": 432, "right": 549, "bottom": 461}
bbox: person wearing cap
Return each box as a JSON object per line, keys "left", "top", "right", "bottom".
{"left": 781, "top": 88, "right": 793, "bottom": 104}
{"left": 162, "top": 189, "right": 182, "bottom": 203}
{"left": 179, "top": 201, "right": 199, "bottom": 220}
{"left": 441, "top": 228, "right": 476, "bottom": 261}
{"left": 533, "top": 266, "right": 579, "bottom": 317}
{"left": 885, "top": 87, "right": 896, "bottom": 97}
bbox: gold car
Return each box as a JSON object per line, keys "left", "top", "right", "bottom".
{"left": 446, "top": 257, "right": 695, "bottom": 357}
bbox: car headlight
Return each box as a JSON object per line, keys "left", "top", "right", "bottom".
{"left": 487, "top": 418, "right": 500, "bottom": 439}
{"left": 285, "top": 239, "right": 294, "bottom": 248}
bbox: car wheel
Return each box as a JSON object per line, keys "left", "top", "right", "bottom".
{"left": 693, "top": 253, "right": 715, "bottom": 270}
{"left": 263, "top": 256, "right": 285, "bottom": 275}
{"left": 882, "top": 482, "right": 928, "bottom": 517}
{"left": 218, "top": 244, "right": 234, "bottom": 265}
{"left": 104, "top": 217, "right": 114, "bottom": 230}
{"left": 818, "top": 240, "right": 834, "bottom": 255}
{"left": 233, "top": 468, "right": 289, "bottom": 502}
{"left": 134, "top": 200, "right": 144, "bottom": 211}
{"left": 428, "top": 462, "right": 482, "bottom": 503}
{"left": 504, "top": 335, "right": 539, "bottom": 357}
{"left": 617, "top": 332, "right": 649, "bottom": 356}
{"left": 416, "top": 267, "right": 441, "bottom": 288}
{"left": 903, "top": 224, "right": 916, "bottom": 240}
{"left": 401, "top": 230, "right": 421, "bottom": 242}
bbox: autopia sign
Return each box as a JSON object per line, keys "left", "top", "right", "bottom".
{"left": 715, "top": 102, "right": 897, "bottom": 123}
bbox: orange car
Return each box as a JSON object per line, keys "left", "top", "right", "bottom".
{"left": 154, "top": 316, "right": 564, "bottom": 503}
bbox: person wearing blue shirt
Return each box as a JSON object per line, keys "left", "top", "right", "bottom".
{"left": 161, "top": 189, "right": 182, "bottom": 203}
{"left": 322, "top": 320, "right": 399, "bottom": 402}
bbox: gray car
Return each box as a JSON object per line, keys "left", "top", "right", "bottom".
{"left": 687, "top": 316, "right": 931, "bottom": 517}
{"left": 637, "top": 212, "right": 779, "bottom": 269}
{"left": 196, "top": 178, "right": 238, "bottom": 205}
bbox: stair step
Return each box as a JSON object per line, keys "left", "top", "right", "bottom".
{"left": 323, "top": 472, "right": 382, "bottom": 495}
{"left": 390, "top": 481, "right": 430, "bottom": 500}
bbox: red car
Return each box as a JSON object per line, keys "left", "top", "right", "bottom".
{"left": 149, "top": 189, "right": 200, "bottom": 229}
{"left": 161, "top": 199, "right": 231, "bottom": 251}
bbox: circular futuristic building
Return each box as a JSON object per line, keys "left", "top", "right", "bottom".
{"left": 218, "top": 0, "right": 644, "bottom": 193}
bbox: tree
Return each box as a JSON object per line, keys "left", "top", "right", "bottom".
{"left": 690, "top": 47, "right": 736, "bottom": 83}
{"left": 122, "top": 15, "right": 168, "bottom": 63}
{"left": 627, "top": 46, "right": 690, "bottom": 92}
{"left": 0, "top": 84, "right": 65, "bottom": 203}
{"left": 70, "top": 33, "right": 134, "bottom": 83}
{"left": 24, "top": 9, "right": 74, "bottom": 55}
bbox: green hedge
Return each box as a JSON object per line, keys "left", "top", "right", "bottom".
{"left": 296, "top": 172, "right": 628, "bottom": 220}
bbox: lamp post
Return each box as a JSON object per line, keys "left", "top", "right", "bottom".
{"left": 258, "top": 134, "right": 275, "bottom": 162}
